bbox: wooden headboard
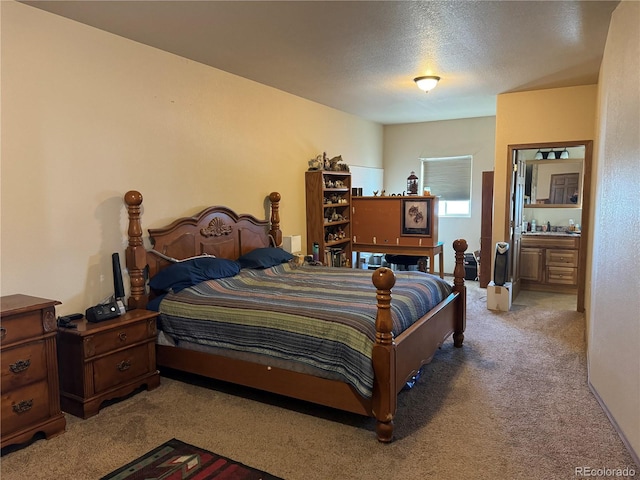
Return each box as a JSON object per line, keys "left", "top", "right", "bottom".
{"left": 124, "top": 190, "right": 283, "bottom": 309}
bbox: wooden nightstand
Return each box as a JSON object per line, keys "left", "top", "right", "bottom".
{"left": 1, "top": 294, "right": 66, "bottom": 449}
{"left": 57, "top": 309, "right": 160, "bottom": 419}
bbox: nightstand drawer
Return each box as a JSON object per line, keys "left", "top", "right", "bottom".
{"left": 1, "top": 380, "right": 50, "bottom": 436}
{"left": 1, "top": 341, "right": 47, "bottom": 391}
{"left": 93, "top": 343, "right": 152, "bottom": 393}
{"left": 87, "top": 321, "right": 152, "bottom": 358}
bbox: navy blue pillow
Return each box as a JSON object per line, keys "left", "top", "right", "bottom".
{"left": 237, "top": 247, "right": 294, "bottom": 269}
{"left": 148, "top": 257, "right": 241, "bottom": 293}
{"left": 146, "top": 293, "right": 166, "bottom": 311}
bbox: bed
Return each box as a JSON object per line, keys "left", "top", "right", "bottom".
{"left": 123, "top": 190, "right": 467, "bottom": 442}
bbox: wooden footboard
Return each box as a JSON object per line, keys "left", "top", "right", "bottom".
{"left": 123, "top": 191, "right": 466, "bottom": 442}
{"left": 370, "top": 238, "right": 467, "bottom": 442}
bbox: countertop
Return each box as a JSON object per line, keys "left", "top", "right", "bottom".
{"left": 523, "top": 231, "right": 581, "bottom": 237}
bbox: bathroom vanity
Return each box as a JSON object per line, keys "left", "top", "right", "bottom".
{"left": 520, "top": 233, "right": 581, "bottom": 294}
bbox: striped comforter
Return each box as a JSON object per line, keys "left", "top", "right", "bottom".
{"left": 157, "top": 263, "right": 453, "bottom": 398}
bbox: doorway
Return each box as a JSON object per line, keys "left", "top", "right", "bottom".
{"left": 506, "top": 141, "right": 593, "bottom": 312}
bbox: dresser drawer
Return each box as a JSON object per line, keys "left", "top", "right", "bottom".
{"left": 1, "top": 341, "right": 47, "bottom": 391}
{"left": 1, "top": 380, "right": 50, "bottom": 436}
{"left": 547, "top": 266, "right": 578, "bottom": 285}
{"left": 93, "top": 343, "right": 152, "bottom": 393}
{"left": 546, "top": 249, "right": 578, "bottom": 267}
{"left": 0, "top": 311, "right": 45, "bottom": 347}
{"left": 86, "top": 321, "right": 152, "bottom": 359}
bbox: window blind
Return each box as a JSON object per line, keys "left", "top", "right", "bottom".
{"left": 421, "top": 156, "right": 472, "bottom": 201}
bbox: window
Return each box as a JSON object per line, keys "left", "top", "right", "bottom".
{"left": 420, "top": 155, "right": 472, "bottom": 217}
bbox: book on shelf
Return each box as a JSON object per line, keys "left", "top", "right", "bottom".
{"left": 324, "top": 247, "right": 347, "bottom": 267}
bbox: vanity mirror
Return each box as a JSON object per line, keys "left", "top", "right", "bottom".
{"left": 523, "top": 148, "right": 584, "bottom": 208}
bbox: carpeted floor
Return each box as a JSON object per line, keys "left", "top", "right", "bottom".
{"left": 1, "top": 280, "right": 637, "bottom": 479}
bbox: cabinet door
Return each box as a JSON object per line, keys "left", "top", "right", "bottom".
{"left": 520, "top": 247, "right": 543, "bottom": 282}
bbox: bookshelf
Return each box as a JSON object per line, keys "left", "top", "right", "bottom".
{"left": 305, "top": 170, "right": 352, "bottom": 267}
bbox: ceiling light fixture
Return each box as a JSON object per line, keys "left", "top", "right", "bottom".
{"left": 414, "top": 75, "right": 440, "bottom": 93}
{"left": 534, "top": 149, "right": 543, "bottom": 160}
{"left": 560, "top": 148, "right": 569, "bottom": 159}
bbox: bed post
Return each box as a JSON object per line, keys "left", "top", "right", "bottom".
{"left": 452, "top": 239, "right": 468, "bottom": 348}
{"left": 268, "top": 191, "right": 282, "bottom": 247}
{"left": 124, "top": 190, "right": 148, "bottom": 309}
{"left": 371, "top": 267, "right": 397, "bottom": 443}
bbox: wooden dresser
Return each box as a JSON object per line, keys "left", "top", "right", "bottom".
{"left": 1, "top": 295, "right": 66, "bottom": 449}
{"left": 56, "top": 309, "right": 160, "bottom": 419}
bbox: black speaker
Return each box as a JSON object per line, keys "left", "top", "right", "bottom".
{"left": 493, "top": 242, "right": 510, "bottom": 286}
{"left": 463, "top": 253, "right": 478, "bottom": 281}
{"left": 112, "top": 253, "right": 125, "bottom": 300}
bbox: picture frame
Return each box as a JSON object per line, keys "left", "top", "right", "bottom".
{"left": 401, "top": 198, "right": 432, "bottom": 236}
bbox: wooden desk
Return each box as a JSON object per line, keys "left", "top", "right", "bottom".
{"left": 353, "top": 242, "right": 444, "bottom": 278}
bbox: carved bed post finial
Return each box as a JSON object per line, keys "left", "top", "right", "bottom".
{"left": 268, "top": 192, "right": 282, "bottom": 247}
{"left": 124, "top": 191, "right": 148, "bottom": 309}
{"left": 371, "top": 267, "right": 397, "bottom": 443}
{"left": 452, "top": 238, "right": 468, "bottom": 347}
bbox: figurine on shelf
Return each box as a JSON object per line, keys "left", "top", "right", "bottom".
{"left": 313, "top": 152, "right": 349, "bottom": 172}
{"left": 325, "top": 208, "right": 335, "bottom": 222}
{"left": 329, "top": 155, "right": 350, "bottom": 172}
{"left": 308, "top": 155, "right": 323, "bottom": 171}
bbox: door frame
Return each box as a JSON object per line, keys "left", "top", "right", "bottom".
{"left": 505, "top": 140, "right": 593, "bottom": 312}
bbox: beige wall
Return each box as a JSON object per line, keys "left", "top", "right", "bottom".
{"left": 0, "top": 2, "right": 382, "bottom": 314}
{"left": 383, "top": 116, "right": 496, "bottom": 273}
{"left": 589, "top": 0, "right": 640, "bottom": 460}
{"left": 494, "top": 85, "right": 597, "bottom": 248}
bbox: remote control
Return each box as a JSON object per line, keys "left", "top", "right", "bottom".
{"left": 59, "top": 313, "right": 83, "bottom": 323}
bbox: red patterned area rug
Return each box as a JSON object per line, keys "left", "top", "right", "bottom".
{"left": 100, "top": 438, "right": 283, "bottom": 480}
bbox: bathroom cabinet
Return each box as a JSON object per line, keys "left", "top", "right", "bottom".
{"left": 520, "top": 234, "right": 580, "bottom": 293}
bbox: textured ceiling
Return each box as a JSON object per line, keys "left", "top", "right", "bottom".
{"left": 23, "top": 0, "right": 619, "bottom": 125}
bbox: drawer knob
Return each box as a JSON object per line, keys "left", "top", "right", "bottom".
{"left": 12, "top": 399, "right": 33, "bottom": 414}
{"left": 0, "top": 326, "right": 6, "bottom": 341}
{"left": 117, "top": 360, "right": 131, "bottom": 371}
{"left": 118, "top": 332, "right": 127, "bottom": 342}
{"left": 9, "top": 359, "right": 31, "bottom": 373}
